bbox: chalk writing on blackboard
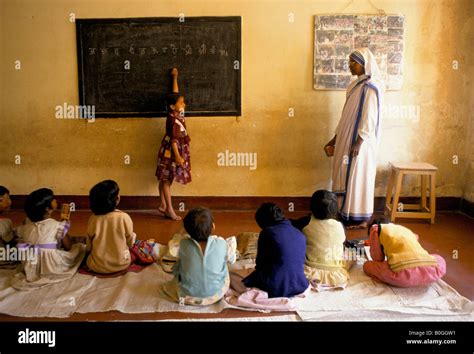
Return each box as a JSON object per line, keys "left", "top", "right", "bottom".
{"left": 87, "top": 44, "right": 229, "bottom": 57}
{"left": 76, "top": 17, "right": 241, "bottom": 117}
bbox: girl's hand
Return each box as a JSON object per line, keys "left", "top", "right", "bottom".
{"left": 170, "top": 68, "right": 178, "bottom": 78}
{"left": 175, "top": 156, "right": 185, "bottom": 167}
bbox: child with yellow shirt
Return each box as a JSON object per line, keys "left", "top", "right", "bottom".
{"left": 363, "top": 220, "right": 446, "bottom": 287}
{"left": 303, "top": 190, "right": 353, "bottom": 289}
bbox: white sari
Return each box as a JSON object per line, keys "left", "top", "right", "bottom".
{"left": 331, "top": 49, "right": 383, "bottom": 222}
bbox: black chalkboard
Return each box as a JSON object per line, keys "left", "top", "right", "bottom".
{"left": 76, "top": 17, "right": 241, "bottom": 117}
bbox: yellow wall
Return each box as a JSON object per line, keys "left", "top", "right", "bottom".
{"left": 1, "top": 0, "right": 473, "bottom": 198}
{"left": 463, "top": 44, "right": 474, "bottom": 202}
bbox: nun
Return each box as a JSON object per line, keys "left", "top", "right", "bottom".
{"left": 324, "top": 48, "right": 383, "bottom": 229}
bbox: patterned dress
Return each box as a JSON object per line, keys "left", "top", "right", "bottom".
{"left": 155, "top": 110, "right": 191, "bottom": 184}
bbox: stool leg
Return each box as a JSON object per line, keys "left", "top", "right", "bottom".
{"left": 391, "top": 171, "right": 403, "bottom": 223}
{"left": 430, "top": 172, "right": 436, "bottom": 224}
{"left": 421, "top": 174, "right": 427, "bottom": 211}
{"left": 385, "top": 169, "right": 395, "bottom": 216}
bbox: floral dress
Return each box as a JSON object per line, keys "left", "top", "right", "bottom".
{"left": 155, "top": 110, "right": 191, "bottom": 184}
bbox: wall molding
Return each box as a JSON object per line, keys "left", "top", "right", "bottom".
{"left": 9, "top": 195, "right": 471, "bottom": 216}
{"left": 461, "top": 198, "right": 474, "bottom": 218}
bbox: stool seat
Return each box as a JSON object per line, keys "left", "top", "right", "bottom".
{"left": 390, "top": 162, "right": 437, "bottom": 171}
{"left": 385, "top": 162, "right": 437, "bottom": 224}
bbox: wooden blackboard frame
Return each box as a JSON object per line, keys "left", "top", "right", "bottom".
{"left": 76, "top": 16, "right": 241, "bottom": 118}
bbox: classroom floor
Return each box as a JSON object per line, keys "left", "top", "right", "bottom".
{"left": 0, "top": 209, "right": 473, "bottom": 321}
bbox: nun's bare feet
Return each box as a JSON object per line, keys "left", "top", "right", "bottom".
{"left": 165, "top": 209, "right": 182, "bottom": 221}
{"left": 346, "top": 221, "right": 368, "bottom": 230}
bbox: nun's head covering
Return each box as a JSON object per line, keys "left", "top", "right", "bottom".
{"left": 349, "top": 48, "right": 382, "bottom": 83}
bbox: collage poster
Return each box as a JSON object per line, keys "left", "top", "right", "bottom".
{"left": 313, "top": 14, "right": 405, "bottom": 90}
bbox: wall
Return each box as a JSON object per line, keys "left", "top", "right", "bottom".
{"left": 461, "top": 0, "right": 474, "bottom": 203}
{"left": 0, "top": 0, "right": 473, "bottom": 198}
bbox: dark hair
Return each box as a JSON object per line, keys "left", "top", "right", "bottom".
{"left": 183, "top": 207, "right": 214, "bottom": 242}
{"left": 24, "top": 188, "right": 55, "bottom": 222}
{"left": 166, "top": 93, "right": 184, "bottom": 110}
{"left": 255, "top": 203, "right": 285, "bottom": 229}
{"left": 89, "top": 180, "right": 120, "bottom": 215}
{"left": 310, "top": 190, "right": 338, "bottom": 220}
{"left": 0, "top": 186, "right": 10, "bottom": 196}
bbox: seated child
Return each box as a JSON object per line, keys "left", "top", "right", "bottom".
{"left": 85, "top": 180, "right": 136, "bottom": 274}
{"left": 243, "top": 203, "right": 308, "bottom": 298}
{"left": 163, "top": 207, "right": 236, "bottom": 306}
{"left": 303, "top": 190, "right": 353, "bottom": 289}
{"left": 363, "top": 220, "right": 446, "bottom": 287}
{"left": 0, "top": 186, "right": 18, "bottom": 267}
{"left": 11, "top": 188, "right": 86, "bottom": 290}
{"left": 0, "top": 186, "right": 15, "bottom": 246}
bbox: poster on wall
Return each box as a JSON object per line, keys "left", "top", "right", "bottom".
{"left": 313, "top": 14, "right": 405, "bottom": 90}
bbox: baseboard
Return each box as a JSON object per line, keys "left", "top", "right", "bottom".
{"left": 461, "top": 198, "right": 474, "bottom": 218}
{"left": 377, "top": 196, "right": 461, "bottom": 214}
{"left": 9, "top": 195, "right": 465, "bottom": 213}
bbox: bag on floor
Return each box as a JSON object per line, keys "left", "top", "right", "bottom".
{"left": 236, "top": 232, "right": 259, "bottom": 260}
{"left": 160, "top": 233, "right": 189, "bottom": 273}
{"left": 130, "top": 240, "right": 157, "bottom": 265}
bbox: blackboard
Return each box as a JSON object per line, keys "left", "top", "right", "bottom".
{"left": 76, "top": 17, "right": 241, "bottom": 117}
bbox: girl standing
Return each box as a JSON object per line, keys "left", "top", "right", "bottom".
{"left": 156, "top": 68, "right": 191, "bottom": 221}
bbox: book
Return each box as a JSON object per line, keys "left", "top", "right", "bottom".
{"left": 60, "top": 203, "right": 71, "bottom": 221}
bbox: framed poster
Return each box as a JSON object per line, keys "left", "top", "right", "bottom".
{"left": 313, "top": 14, "right": 405, "bottom": 90}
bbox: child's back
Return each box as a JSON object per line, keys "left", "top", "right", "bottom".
{"left": 163, "top": 207, "right": 234, "bottom": 305}
{"left": 303, "top": 216, "right": 346, "bottom": 268}
{"left": 18, "top": 218, "right": 65, "bottom": 245}
{"left": 303, "top": 190, "right": 351, "bottom": 288}
{"left": 243, "top": 203, "right": 308, "bottom": 298}
{"left": 11, "top": 188, "right": 86, "bottom": 290}
{"left": 86, "top": 180, "right": 135, "bottom": 274}
{"left": 86, "top": 209, "right": 134, "bottom": 273}
{"left": 176, "top": 235, "right": 228, "bottom": 299}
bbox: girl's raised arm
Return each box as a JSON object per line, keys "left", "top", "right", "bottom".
{"left": 170, "top": 68, "right": 179, "bottom": 93}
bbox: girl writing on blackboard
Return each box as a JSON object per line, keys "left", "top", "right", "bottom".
{"left": 155, "top": 68, "right": 191, "bottom": 221}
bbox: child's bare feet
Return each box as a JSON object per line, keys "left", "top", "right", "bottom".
{"left": 165, "top": 209, "right": 182, "bottom": 221}
{"left": 157, "top": 205, "right": 167, "bottom": 217}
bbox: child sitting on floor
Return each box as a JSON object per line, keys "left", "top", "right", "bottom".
{"left": 0, "top": 186, "right": 15, "bottom": 246}
{"left": 242, "top": 203, "right": 308, "bottom": 298}
{"left": 302, "top": 190, "right": 353, "bottom": 290}
{"left": 11, "top": 188, "right": 86, "bottom": 290}
{"left": 162, "top": 207, "right": 236, "bottom": 306}
{"left": 0, "top": 186, "right": 18, "bottom": 267}
{"left": 363, "top": 220, "right": 446, "bottom": 287}
{"left": 85, "top": 180, "right": 137, "bottom": 274}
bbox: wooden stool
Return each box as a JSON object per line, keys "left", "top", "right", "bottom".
{"left": 384, "top": 162, "right": 437, "bottom": 224}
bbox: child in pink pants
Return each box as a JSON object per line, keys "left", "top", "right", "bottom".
{"left": 363, "top": 222, "right": 446, "bottom": 287}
